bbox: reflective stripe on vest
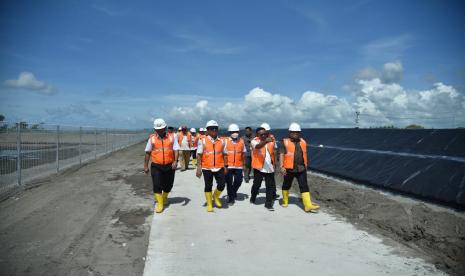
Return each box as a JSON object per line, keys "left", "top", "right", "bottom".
{"left": 282, "top": 138, "right": 307, "bottom": 169}
{"left": 226, "top": 138, "right": 244, "bottom": 167}
{"left": 251, "top": 137, "right": 275, "bottom": 170}
{"left": 201, "top": 137, "right": 225, "bottom": 169}
{"left": 150, "top": 134, "right": 175, "bottom": 165}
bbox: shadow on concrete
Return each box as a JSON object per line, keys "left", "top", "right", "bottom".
{"left": 165, "top": 197, "right": 191, "bottom": 208}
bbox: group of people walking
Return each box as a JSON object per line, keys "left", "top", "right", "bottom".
{"left": 143, "top": 118, "right": 320, "bottom": 213}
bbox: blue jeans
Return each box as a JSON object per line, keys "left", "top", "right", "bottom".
{"left": 225, "top": 168, "right": 243, "bottom": 199}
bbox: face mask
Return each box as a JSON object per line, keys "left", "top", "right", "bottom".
{"left": 231, "top": 133, "right": 239, "bottom": 139}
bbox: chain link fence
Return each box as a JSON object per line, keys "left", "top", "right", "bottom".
{"left": 0, "top": 122, "right": 149, "bottom": 196}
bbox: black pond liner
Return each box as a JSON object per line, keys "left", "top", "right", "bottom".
{"left": 272, "top": 128, "right": 465, "bottom": 209}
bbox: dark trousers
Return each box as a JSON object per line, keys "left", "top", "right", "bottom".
{"left": 202, "top": 168, "right": 226, "bottom": 192}
{"left": 151, "top": 163, "right": 175, "bottom": 193}
{"left": 251, "top": 169, "right": 276, "bottom": 206}
{"left": 191, "top": 149, "right": 197, "bottom": 159}
{"left": 226, "top": 168, "right": 243, "bottom": 199}
{"left": 282, "top": 171, "right": 309, "bottom": 193}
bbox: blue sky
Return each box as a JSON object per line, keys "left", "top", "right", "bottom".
{"left": 1, "top": 0, "right": 464, "bottom": 129}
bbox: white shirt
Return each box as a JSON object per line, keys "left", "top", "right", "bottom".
{"left": 145, "top": 133, "right": 179, "bottom": 152}
{"left": 225, "top": 137, "right": 247, "bottom": 169}
{"left": 178, "top": 133, "right": 190, "bottom": 150}
{"left": 197, "top": 135, "right": 227, "bottom": 172}
{"left": 190, "top": 133, "right": 198, "bottom": 150}
{"left": 251, "top": 139, "right": 275, "bottom": 173}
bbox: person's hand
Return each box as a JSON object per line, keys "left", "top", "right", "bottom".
{"left": 280, "top": 167, "right": 286, "bottom": 176}
{"left": 143, "top": 166, "right": 149, "bottom": 174}
{"left": 171, "top": 161, "right": 178, "bottom": 170}
{"left": 196, "top": 167, "right": 202, "bottom": 178}
{"left": 265, "top": 137, "right": 273, "bottom": 143}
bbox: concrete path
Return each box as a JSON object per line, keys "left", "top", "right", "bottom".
{"left": 143, "top": 169, "right": 446, "bottom": 276}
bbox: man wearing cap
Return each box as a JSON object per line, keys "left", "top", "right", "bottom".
{"left": 177, "top": 125, "right": 193, "bottom": 171}
{"left": 196, "top": 120, "right": 228, "bottom": 212}
{"left": 279, "top": 122, "right": 320, "bottom": 212}
{"left": 224, "top": 123, "right": 247, "bottom": 204}
{"left": 144, "top": 118, "right": 179, "bottom": 213}
{"left": 250, "top": 127, "right": 276, "bottom": 210}
{"left": 242, "top": 126, "right": 253, "bottom": 183}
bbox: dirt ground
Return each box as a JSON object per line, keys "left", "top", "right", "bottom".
{"left": 1, "top": 141, "right": 464, "bottom": 276}
{"left": 299, "top": 172, "right": 465, "bottom": 276}
{"left": 0, "top": 142, "right": 154, "bottom": 276}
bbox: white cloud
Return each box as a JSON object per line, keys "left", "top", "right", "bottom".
{"left": 356, "top": 61, "right": 403, "bottom": 84}
{"left": 4, "top": 72, "right": 56, "bottom": 95}
{"left": 155, "top": 61, "right": 465, "bottom": 129}
{"left": 362, "top": 34, "right": 412, "bottom": 61}
{"left": 159, "top": 87, "right": 355, "bottom": 128}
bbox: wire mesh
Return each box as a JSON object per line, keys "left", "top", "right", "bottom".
{"left": 0, "top": 122, "right": 149, "bottom": 196}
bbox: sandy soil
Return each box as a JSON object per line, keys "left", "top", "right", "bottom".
{"left": 1, "top": 141, "right": 464, "bottom": 276}
{"left": 0, "top": 143, "right": 153, "bottom": 276}
{"left": 299, "top": 172, "right": 465, "bottom": 276}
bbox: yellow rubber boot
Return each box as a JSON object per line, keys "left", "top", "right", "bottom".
{"left": 192, "top": 158, "right": 197, "bottom": 166}
{"left": 213, "top": 189, "right": 223, "bottom": 208}
{"left": 154, "top": 193, "right": 164, "bottom": 213}
{"left": 162, "top": 192, "right": 169, "bottom": 206}
{"left": 282, "top": 190, "right": 289, "bottom": 207}
{"left": 301, "top": 192, "right": 320, "bottom": 212}
{"left": 205, "top": 192, "right": 213, "bottom": 212}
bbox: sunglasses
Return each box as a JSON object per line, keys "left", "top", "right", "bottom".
{"left": 207, "top": 127, "right": 218, "bottom": 131}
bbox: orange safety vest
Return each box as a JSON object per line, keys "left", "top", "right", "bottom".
{"left": 225, "top": 137, "right": 244, "bottom": 167}
{"left": 177, "top": 132, "right": 193, "bottom": 147}
{"left": 201, "top": 136, "right": 225, "bottom": 169}
{"left": 193, "top": 133, "right": 200, "bottom": 147}
{"left": 251, "top": 137, "right": 275, "bottom": 170}
{"left": 150, "top": 133, "right": 175, "bottom": 165}
{"left": 282, "top": 138, "right": 307, "bottom": 169}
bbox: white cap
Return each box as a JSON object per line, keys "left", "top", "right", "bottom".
{"left": 199, "top": 128, "right": 206, "bottom": 132}
{"left": 289, "top": 122, "right": 301, "bottom": 132}
{"left": 153, "top": 118, "right": 167, "bottom": 130}
{"left": 190, "top": 128, "right": 196, "bottom": 133}
{"left": 260, "top": 123, "right": 271, "bottom": 131}
{"left": 206, "top": 120, "right": 219, "bottom": 128}
{"left": 228, "top": 123, "right": 239, "bottom": 132}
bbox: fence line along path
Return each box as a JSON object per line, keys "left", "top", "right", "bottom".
{"left": 0, "top": 122, "right": 149, "bottom": 196}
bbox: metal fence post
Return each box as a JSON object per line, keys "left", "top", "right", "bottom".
{"left": 79, "top": 126, "right": 82, "bottom": 165}
{"left": 16, "top": 123, "right": 22, "bottom": 186}
{"left": 94, "top": 128, "right": 97, "bottom": 159}
{"left": 105, "top": 128, "right": 108, "bottom": 153}
{"left": 56, "top": 125, "right": 60, "bottom": 173}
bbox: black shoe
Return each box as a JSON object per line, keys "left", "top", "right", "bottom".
{"left": 250, "top": 195, "right": 256, "bottom": 204}
{"left": 228, "top": 196, "right": 234, "bottom": 204}
{"left": 265, "top": 204, "right": 274, "bottom": 211}
{"left": 244, "top": 176, "right": 250, "bottom": 183}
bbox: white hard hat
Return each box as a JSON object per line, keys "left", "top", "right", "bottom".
{"left": 153, "top": 118, "right": 167, "bottom": 129}
{"left": 201, "top": 128, "right": 206, "bottom": 132}
{"left": 178, "top": 126, "right": 182, "bottom": 130}
{"left": 260, "top": 123, "right": 271, "bottom": 131}
{"left": 228, "top": 123, "right": 239, "bottom": 132}
{"left": 206, "top": 120, "right": 219, "bottom": 128}
{"left": 289, "top": 122, "right": 301, "bottom": 132}
{"left": 190, "top": 128, "right": 196, "bottom": 133}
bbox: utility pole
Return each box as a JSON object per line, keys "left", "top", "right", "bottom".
{"left": 355, "top": 111, "right": 360, "bottom": 128}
